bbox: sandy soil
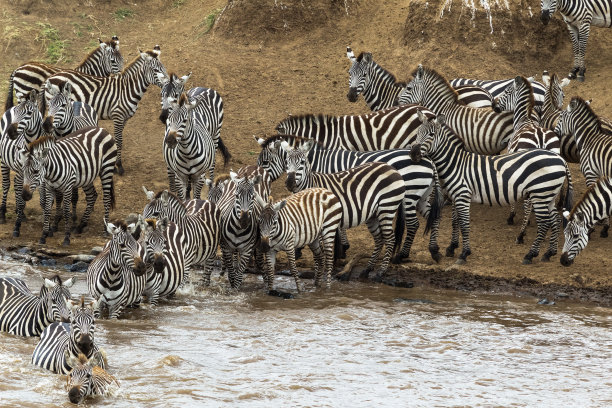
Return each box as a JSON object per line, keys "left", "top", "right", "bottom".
{"left": 1, "top": 0, "right": 611, "bottom": 304}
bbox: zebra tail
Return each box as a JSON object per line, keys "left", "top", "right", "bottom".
{"left": 4, "top": 71, "right": 15, "bottom": 112}
{"left": 425, "top": 166, "right": 443, "bottom": 236}
{"left": 217, "top": 137, "right": 232, "bottom": 166}
{"left": 333, "top": 228, "right": 342, "bottom": 260}
{"left": 558, "top": 163, "right": 574, "bottom": 227}
{"left": 392, "top": 201, "right": 406, "bottom": 259}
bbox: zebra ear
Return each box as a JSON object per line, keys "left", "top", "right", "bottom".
{"left": 560, "top": 78, "right": 570, "bottom": 89}
{"left": 142, "top": 186, "right": 155, "bottom": 201}
{"left": 416, "top": 109, "right": 428, "bottom": 124}
{"left": 525, "top": 76, "right": 534, "bottom": 83}
{"left": 273, "top": 200, "right": 287, "bottom": 212}
{"left": 569, "top": 98, "right": 579, "bottom": 110}
{"left": 362, "top": 53, "right": 372, "bottom": 63}
{"left": 514, "top": 76, "right": 522, "bottom": 86}
{"left": 63, "top": 276, "right": 77, "bottom": 288}
{"left": 415, "top": 64, "right": 424, "bottom": 79}
{"left": 105, "top": 220, "right": 116, "bottom": 235}
{"left": 161, "top": 190, "right": 169, "bottom": 205}
{"left": 230, "top": 171, "right": 238, "bottom": 181}
{"left": 157, "top": 72, "right": 169, "bottom": 85}
{"left": 62, "top": 82, "right": 72, "bottom": 97}
{"left": 542, "top": 71, "right": 551, "bottom": 87}
{"left": 255, "top": 136, "right": 265, "bottom": 146}
{"left": 158, "top": 217, "right": 169, "bottom": 232}
{"left": 255, "top": 193, "right": 266, "bottom": 209}
{"left": 563, "top": 210, "right": 570, "bottom": 220}
{"left": 18, "top": 148, "right": 29, "bottom": 166}
{"left": 280, "top": 141, "right": 292, "bottom": 152}
{"left": 575, "top": 211, "right": 585, "bottom": 223}
{"left": 180, "top": 72, "right": 192, "bottom": 83}
{"left": 347, "top": 46, "right": 356, "bottom": 62}
{"left": 300, "top": 139, "right": 315, "bottom": 153}
{"left": 98, "top": 40, "right": 108, "bottom": 51}
{"left": 27, "top": 90, "right": 38, "bottom": 103}
{"left": 44, "top": 278, "right": 58, "bottom": 289}
{"left": 436, "top": 114, "right": 446, "bottom": 126}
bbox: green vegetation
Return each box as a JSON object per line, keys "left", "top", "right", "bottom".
{"left": 197, "top": 8, "right": 221, "bottom": 36}
{"left": 36, "top": 23, "right": 68, "bottom": 63}
{"left": 114, "top": 8, "right": 134, "bottom": 20}
{"left": 172, "top": 0, "right": 186, "bottom": 8}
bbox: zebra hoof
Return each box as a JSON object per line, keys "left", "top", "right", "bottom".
{"left": 445, "top": 248, "right": 455, "bottom": 257}
{"left": 336, "top": 272, "right": 351, "bottom": 282}
{"left": 577, "top": 75, "right": 585, "bottom": 83}
{"left": 541, "top": 255, "right": 551, "bottom": 262}
{"left": 48, "top": 229, "right": 54, "bottom": 237}
{"left": 12, "top": 230, "right": 20, "bottom": 238}
{"left": 0, "top": 217, "right": 5, "bottom": 225}
{"left": 515, "top": 235, "right": 525, "bottom": 244}
{"left": 522, "top": 258, "right": 533, "bottom": 265}
{"left": 115, "top": 164, "right": 125, "bottom": 176}
{"left": 268, "top": 290, "right": 294, "bottom": 299}
{"left": 600, "top": 229, "right": 609, "bottom": 238}
{"left": 391, "top": 255, "right": 403, "bottom": 264}
{"left": 455, "top": 258, "right": 466, "bottom": 265}
{"left": 62, "top": 238, "right": 71, "bottom": 246}
{"left": 507, "top": 215, "right": 515, "bottom": 225}
{"left": 39, "top": 236, "right": 46, "bottom": 244}
{"left": 431, "top": 252, "right": 442, "bottom": 263}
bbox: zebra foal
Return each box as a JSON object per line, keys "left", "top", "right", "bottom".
{"left": 65, "top": 352, "right": 119, "bottom": 405}
{"left": 43, "top": 81, "right": 98, "bottom": 137}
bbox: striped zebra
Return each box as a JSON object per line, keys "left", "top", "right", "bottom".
{"left": 0, "top": 90, "right": 44, "bottom": 236}
{"left": 0, "top": 275, "right": 76, "bottom": 337}
{"left": 31, "top": 297, "right": 105, "bottom": 374}
{"left": 410, "top": 111, "right": 573, "bottom": 264}
{"left": 20, "top": 127, "right": 117, "bottom": 245}
{"left": 256, "top": 135, "right": 442, "bottom": 262}
{"left": 560, "top": 177, "right": 612, "bottom": 266}
{"left": 87, "top": 220, "right": 147, "bottom": 319}
{"left": 205, "top": 174, "right": 230, "bottom": 204}
{"left": 5, "top": 37, "right": 123, "bottom": 111}
{"left": 159, "top": 72, "right": 230, "bottom": 176}
{"left": 141, "top": 189, "right": 220, "bottom": 286}
{"left": 396, "top": 65, "right": 515, "bottom": 155}
{"left": 541, "top": 0, "right": 612, "bottom": 81}
{"left": 257, "top": 189, "right": 342, "bottom": 292}
{"left": 346, "top": 47, "right": 494, "bottom": 109}
{"left": 492, "top": 75, "right": 561, "bottom": 242}
{"left": 284, "top": 145, "right": 406, "bottom": 279}
{"left": 65, "top": 352, "right": 119, "bottom": 405}
{"left": 276, "top": 104, "right": 436, "bottom": 151}
{"left": 43, "top": 81, "right": 98, "bottom": 137}
{"left": 141, "top": 217, "right": 186, "bottom": 305}
{"left": 555, "top": 96, "right": 612, "bottom": 237}
{"left": 45, "top": 46, "right": 167, "bottom": 175}
{"left": 164, "top": 94, "right": 216, "bottom": 200}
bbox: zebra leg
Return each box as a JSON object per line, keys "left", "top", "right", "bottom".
{"left": 61, "top": 188, "right": 74, "bottom": 246}
{"left": 112, "top": 118, "right": 126, "bottom": 176}
{"left": 523, "top": 202, "right": 551, "bottom": 264}
{"left": 575, "top": 22, "right": 591, "bottom": 82}
{"left": 515, "top": 199, "right": 532, "bottom": 244}
{"left": 71, "top": 188, "right": 79, "bottom": 221}
{"left": 337, "top": 228, "right": 350, "bottom": 259}
{"left": 175, "top": 176, "right": 188, "bottom": 202}
{"left": 201, "top": 259, "right": 214, "bottom": 286}
{"left": 232, "top": 245, "right": 255, "bottom": 290}
{"left": 51, "top": 191, "right": 64, "bottom": 236}
{"left": 221, "top": 245, "right": 237, "bottom": 289}
{"left": 396, "top": 203, "right": 418, "bottom": 262}
{"left": 167, "top": 168, "right": 177, "bottom": 196}
{"left": 446, "top": 203, "right": 460, "bottom": 257}
{"left": 507, "top": 202, "right": 517, "bottom": 225}
{"left": 193, "top": 174, "right": 205, "bottom": 200}
{"left": 287, "top": 247, "right": 301, "bottom": 294}
{"left": 100, "top": 167, "right": 114, "bottom": 230}
{"left": 601, "top": 217, "right": 610, "bottom": 238}
{"left": 76, "top": 184, "right": 98, "bottom": 233}
{"left": 0, "top": 163, "right": 10, "bottom": 223}
{"left": 321, "top": 232, "right": 336, "bottom": 288}
{"left": 566, "top": 23, "right": 582, "bottom": 80}
{"left": 308, "top": 238, "right": 324, "bottom": 288}
{"left": 12, "top": 172, "right": 25, "bottom": 237}
{"left": 541, "top": 207, "right": 561, "bottom": 262}
{"left": 455, "top": 198, "right": 472, "bottom": 264}
{"left": 263, "top": 251, "right": 276, "bottom": 292}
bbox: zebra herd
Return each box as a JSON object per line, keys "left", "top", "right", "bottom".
{"left": 0, "top": 1, "right": 611, "bottom": 401}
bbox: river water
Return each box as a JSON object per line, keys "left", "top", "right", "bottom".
{"left": 0, "top": 259, "right": 610, "bottom": 407}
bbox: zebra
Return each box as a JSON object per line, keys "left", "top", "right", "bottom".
{"left": 158, "top": 72, "right": 230, "bottom": 178}
{"left": 560, "top": 177, "right": 612, "bottom": 266}
{"left": 276, "top": 104, "right": 436, "bottom": 152}
{"left": 492, "top": 75, "right": 561, "bottom": 243}
{"left": 20, "top": 127, "right": 117, "bottom": 245}
{"left": 395, "top": 65, "right": 515, "bottom": 155}
{"left": 256, "top": 135, "right": 442, "bottom": 262}
{"left": 42, "top": 81, "right": 98, "bottom": 137}
{"left": 141, "top": 189, "right": 220, "bottom": 286}
{"left": 541, "top": 0, "right": 612, "bottom": 81}
{"left": 87, "top": 220, "right": 147, "bottom": 319}
{"left": 45, "top": 46, "right": 167, "bottom": 175}
{"left": 5, "top": 36, "right": 123, "bottom": 111}
{"left": 284, "top": 144, "right": 406, "bottom": 280}
{"left": 164, "top": 93, "right": 217, "bottom": 200}
{"left": 0, "top": 275, "right": 76, "bottom": 337}
{"left": 555, "top": 96, "right": 612, "bottom": 237}
{"left": 65, "top": 351, "right": 119, "bottom": 405}
{"left": 346, "top": 46, "right": 494, "bottom": 110}
{"left": 410, "top": 110, "right": 573, "bottom": 264}
{"left": 31, "top": 297, "right": 105, "bottom": 374}
{"left": 256, "top": 189, "right": 342, "bottom": 293}
{"left": 0, "top": 90, "right": 44, "bottom": 236}
{"left": 140, "top": 217, "right": 186, "bottom": 305}
{"left": 205, "top": 174, "right": 230, "bottom": 204}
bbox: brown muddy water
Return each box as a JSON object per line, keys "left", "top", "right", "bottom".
{"left": 0, "top": 259, "right": 610, "bottom": 407}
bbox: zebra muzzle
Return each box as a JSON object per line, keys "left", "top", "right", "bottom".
{"left": 22, "top": 185, "right": 33, "bottom": 202}
{"left": 153, "top": 254, "right": 166, "bottom": 273}
{"left": 347, "top": 88, "right": 358, "bottom": 102}
{"left": 43, "top": 116, "right": 55, "bottom": 133}
{"left": 540, "top": 10, "right": 550, "bottom": 25}
{"left": 560, "top": 252, "right": 573, "bottom": 267}
{"left": 286, "top": 173, "right": 297, "bottom": 192}
{"left": 6, "top": 123, "right": 19, "bottom": 140}
{"left": 259, "top": 237, "right": 270, "bottom": 253}
{"left": 164, "top": 132, "right": 178, "bottom": 148}
{"left": 68, "top": 386, "right": 83, "bottom": 404}
{"left": 133, "top": 257, "right": 147, "bottom": 276}
{"left": 410, "top": 145, "right": 423, "bottom": 162}
{"left": 239, "top": 211, "right": 250, "bottom": 229}
{"left": 77, "top": 335, "right": 93, "bottom": 355}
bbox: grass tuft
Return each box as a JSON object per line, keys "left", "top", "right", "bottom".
{"left": 114, "top": 8, "right": 134, "bottom": 20}
{"left": 196, "top": 8, "right": 221, "bottom": 36}
{"left": 36, "top": 23, "right": 68, "bottom": 63}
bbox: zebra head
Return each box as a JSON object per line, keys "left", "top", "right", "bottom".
{"left": 411, "top": 110, "right": 446, "bottom": 163}
{"left": 207, "top": 175, "right": 229, "bottom": 204}
{"left": 255, "top": 136, "right": 285, "bottom": 182}
{"left": 6, "top": 90, "right": 42, "bottom": 141}
{"left": 283, "top": 140, "right": 315, "bottom": 193}
{"left": 229, "top": 172, "right": 261, "bottom": 229}
{"left": 41, "top": 275, "right": 77, "bottom": 324}
{"left": 68, "top": 296, "right": 97, "bottom": 358}
{"left": 164, "top": 93, "right": 204, "bottom": 149}
{"left": 347, "top": 47, "right": 373, "bottom": 103}
{"left": 560, "top": 210, "right": 589, "bottom": 266}
{"left": 543, "top": 72, "right": 570, "bottom": 111}
{"left": 20, "top": 143, "right": 49, "bottom": 202}
{"left": 159, "top": 72, "right": 191, "bottom": 123}
{"left": 395, "top": 64, "right": 425, "bottom": 106}
{"left": 554, "top": 97, "right": 594, "bottom": 141}
{"left": 43, "top": 82, "right": 73, "bottom": 134}
{"left": 492, "top": 76, "right": 533, "bottom": 114}
{"left": 105, "top": 220, "right": 147, "bottom": 277}
{"left": 257, "top": 196, "right": 286, "bottom": 253}
{"left": 65, "top": 351, "right": 107, "bottom": 404}
{"left": 540, "top": 0, "right": 557, "bottom": 25}
{"left": 140, "top": 45, "right": 168, "bottom": 88}
{"left": 143, "top": 218, "right": 169, "bottom": 274}
{"left": 97, "top": 37, "right": 124, "bottom": 75}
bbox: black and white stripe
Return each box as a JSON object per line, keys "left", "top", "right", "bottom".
{"left": 410, "top": 111, "right": 573, "bottom": 264}
{"left": 284, "top": 147, "right": 406, "bottom": 279}
{"left": 541, "top": 0, "right": 612, "bottom": 81}
{"left": 0, "top": 275, "right": 75, "bottom": 337}
{"left": 42, "top": 81, "right": 98, "bottom": 137}
{"left": 20, "top": 127, "right": 117, "bottom": 245}
{"left": 44, "top": 46, "right": 167, "bottom": 175}
{"left": 5, "top": 37, "right": 122, "bottom": 111}
{"left": 32, "top": 297, "right": 104, "bottom": 374}
{"left": 65, "top": 352, "right": 118, "bottom": 404}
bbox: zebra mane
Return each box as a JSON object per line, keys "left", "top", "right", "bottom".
{"left": 277, "top": 113, "right": 333, "bottom": 130}
{"left": 121, "top": 50, "right": 157, "bottom": 75}
{"left": 570, "top": 96, "right": 604, "bottom": 132}
{"left": 516, "top": 76, "right": 535, "bottom": 115}
{"left": 76, "top": 353, "right": 89, "bottom": 365}
{"left": 356, "top": 52, "right": 406, "bottom": 87}
{"left": 178, "top": 93, "right": 189, "bottom": 106}
{"left": 77, "top": 38, "right": 119, "bottom": 69}
{"left": 412, "top": 66, "right": 459, "bottom": 103}
{"left": 569, "top": 180, "right": 602, "bottom": 219}
{"left": 111, "top": 219, "right": 128, "bottom": 231}
{"left": 260, "top": 134, "right": 323, "bottom": 149}
{"left": 27, "top": 135, "right": 55, "bottom": 151}
{"left": 145, "top": 218, "right": 157, "bottom": 228}
{"left": 212, "top": 173, "right": 231, "bottom": 186}
{"left": 153, "top": 190, "right": 187, "bottom": 210}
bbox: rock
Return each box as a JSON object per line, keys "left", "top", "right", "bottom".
{"left": 70, "top": 261, "right": 89, "bottom": 272}
{"left": 40, "top": 258, "right": 57, "bottom": 267}
{"left": 556, "top": 292, "right": 569, "bottom": 298}
{"left": 16, "top": 246, "right": 31, "bottom": 254}
{"left": 68, "top": 254, "right": 95, "bottom": 263}
{"left": 91, "top": 247, "right": 104, "bottom": 256}
{"left": 394, "top": 298, "right": 433, "bottom": 304}
{"left": 537, "top": 298, "right": 555, "bottom": 305}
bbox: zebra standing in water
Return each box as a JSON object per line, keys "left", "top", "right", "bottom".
{"left": 5, "top": 37, "right": 123, "bottom": 111}
{"left": 42, "top": 81, "right": 98, "bottom": 137}
{"left": 284, "top": 144, "right": 406, "bottom": 280}
{"left": 0, "top": 90, "right": 44, "bottom": 237}
{"left": 0, "top": 275, "right": 76, "bottom": 337}
{"left": 158, "top": 72, "right": 230, "bottom": 177}
{"left": 141, "top": 189, "right": 220, "bottom": 286}
{"left": 556, "top": 96, "right": 612, "bottom": 237}
{"left": 395, "top": 65, "right": 516, "bottom": 155}
{"left": 257, "top": 189, "right": 342, "bottom": 293}
{"left": 32, "top": 297, "right": 105, "bottom": 374}
{"left": 256, "top": 135, "right": 442, "bottom": 262}
{"left": 492, "top": 75, "right": 561, "bottom": 243}
{"left": 561, "top": 177, "right": 612, "bottom": 266}
{"left": 541, "top": 0, "right": 612, "bottom": 81}
{"left": 65, "top": 352, "right": 119, "bottom": 405}
{"left": 45, "top": 46, "right": 167, "bottom": 175}
{"left": 346, "top": 47, "right": 494, "bottom": 109}
{"left": 410, "top": 111, "right": 573, "bottom": 264}
{"left": 20, "top": 127, "right": 117, "bottom": 245}
{"left": 164, "top": 94, "right": 217, "bottom": 200}
{"left": 87, "top": 220, "right": 147, "bottom": 319}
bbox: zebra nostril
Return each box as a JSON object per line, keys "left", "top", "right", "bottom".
{"left": 68, "top": 387, "right": 82, "bottom": 404}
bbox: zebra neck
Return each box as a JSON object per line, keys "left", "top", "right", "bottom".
{"left": 75, "top": 49, "right": 102, "bottom": 74}
{"left": 55, "top": 115, "right": 75, "bottom": 137}
{"left": 24, "top": 125, "right": 43, "bottom": 144}
{"left": 363, "top": 63, "right": 402, "bottom": 110}
{"left": 574, "top": 121, "right": 601, "bottom": 149}
{"left": 512, "top": 104, "right": 534, "bottom": 130}
{"left": 430, "top": 131, "right": 470, "bottom": 167}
